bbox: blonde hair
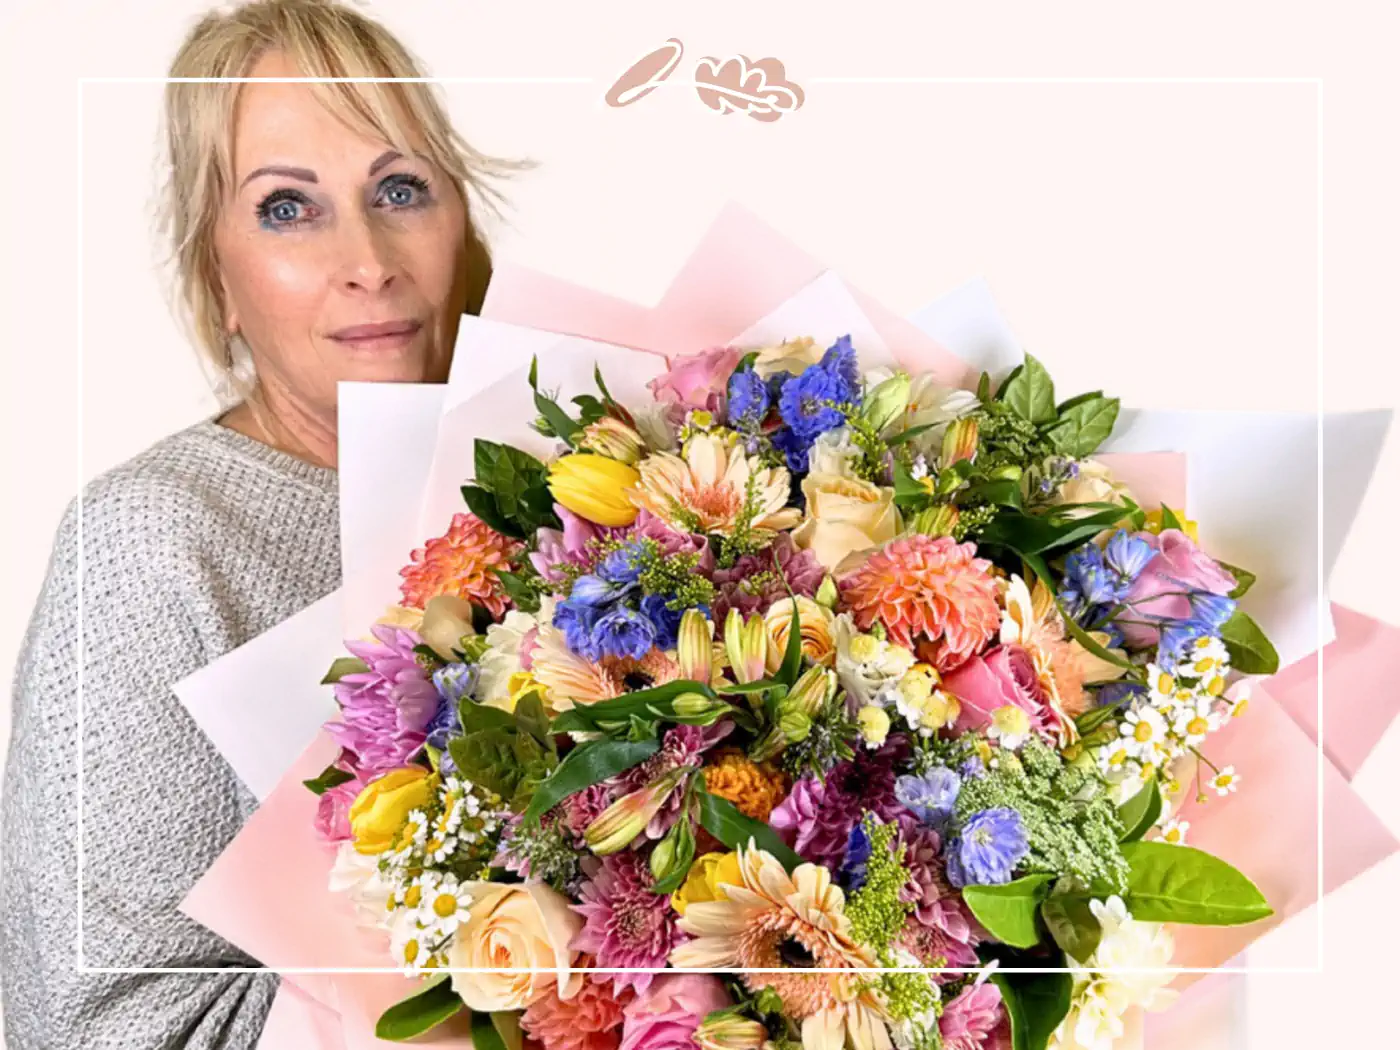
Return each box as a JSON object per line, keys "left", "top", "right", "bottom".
{"left": 157, "top": 0, "right": 534, "bottom": 409}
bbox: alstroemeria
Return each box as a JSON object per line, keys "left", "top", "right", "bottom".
{"left": 585, "top": 768, "right": 689, "bottom": 855}
{"left": 724, "top": 608, "right": 767, "bottom": 684}
{"left": 677, "top": 609, "right": 714, "bottom": 683}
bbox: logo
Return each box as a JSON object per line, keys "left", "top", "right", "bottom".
{"left": 606, "top": 38, "right": 805, "bottom": 122}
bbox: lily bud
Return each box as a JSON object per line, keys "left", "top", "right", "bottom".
{"left": 911, "top": 504, "right": 960, "bottom": 538}
{"left": 677, "top": 609, "right": 714, "bottom": 683}
{"left": 724, "top": 608, "right": 768, "bottom": 684}
{"left": 862, "top": 372, "right": 911, "bottom": 433}
{"left": 940, "top": 417, "right": 979, "bottom": 468}
{"left": 649, "top": 813, "right": 695, "bottom": 884}
{"left": 814, "top": 574, "right": 838, "bottom": 609}
{"left": 784, "top": 665, "right": 835, "bottom": 719}
{"left": 695, "top": 1016, "right": 771, "bottom": 1050}
{"left": 779, "top": 709, "right": 812, "bottom": 743}
{"left": 671, "top": 692, "right": 731, "bottom": 726}
{"left": 585, "top": 768, "right": 686, "bottom": 854}
{"left": 579, "top": 416, "right": 646, "bottom": 465}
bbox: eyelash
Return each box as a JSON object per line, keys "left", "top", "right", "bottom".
{"left": 254, "top": 173, "right": 435, "bottom": 230}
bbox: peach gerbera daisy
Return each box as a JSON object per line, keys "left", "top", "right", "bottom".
{"left": 839, "top": 535, "right": 1000, "bottom": 674}
{"left": 531, "top": 623, "right": 681, "bottom": 713}
{"left": 670, "top": 846, "right": 892, "bottom": 1050}
{"left": 629, "top": 433, "right": 801, "bottom": 536}
{"left": 399, "top": 512, "right": 522, "bottom": 616}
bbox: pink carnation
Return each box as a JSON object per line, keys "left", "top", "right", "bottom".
{"left": 647, "top": 345, "right": 743, "bottom": 413}
{"left": 571, "top": 852, "right": 687, "bottom": 995}
{"left": 521, "top": 960, "right": 631, "bottom": 1050}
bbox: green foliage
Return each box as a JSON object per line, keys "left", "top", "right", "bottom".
{"left": 448, "top": 698, "right": 558, "bottom": 811}
{"left": 1115, "top": 780, "right": 1162, "bottom": 843}
{"left": 1219, "top": 609, "right": 1280, "bottom": 674}
{"left": 375, "top": 976, "right": 463, "bottom": 1041}
{"left": 460, "top": 438, "right": 559, "bottom": 540}
{"left": 989, "top": 964, "right": 1073, "bottom": 1050}
{"left": 521, "top": 738, "right": 660, "bottom": 823}
{"left": 846, "top": 816, "right": 914, "bottom": 954}
{"left": 1118, "top": 841, "right": 1273, "bottom": 925}
{"left": 694, "top": 786, "right": 803, "bottom": 870}
{"left": 960, "top": 873, "right": 1055, "bottom": 949}
{"left": 320, "top": 656, "right": 368, "bottom": 684}
{"left": 302, "top": 762, "right": 355, "bottom": 796}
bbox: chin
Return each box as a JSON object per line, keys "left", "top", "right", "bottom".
{"left": 328, "top": 338, "right": 441, "bottom": 384}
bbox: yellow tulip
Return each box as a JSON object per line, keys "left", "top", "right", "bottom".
{"left": 671, "top": 850, "right": 743, "bottom": 916}
{"left": 547, "top": 453, "right": 641, "bottom": 527}
{"left": 348, "top": 766, "right": 438, "bottom": 855}
{"left": 1142, "top": 507, "right": 1200, "bottom": 543}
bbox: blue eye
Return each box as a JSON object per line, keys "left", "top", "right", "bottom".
{"left": 256, "top": 189, "right": 316, "bottom": 230}
{"left": 377, "top": 173, "right": 432, "bottom": 209}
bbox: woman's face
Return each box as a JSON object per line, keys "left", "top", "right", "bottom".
{"left": 214, "top": 50, "right": 469, "bottom": 418}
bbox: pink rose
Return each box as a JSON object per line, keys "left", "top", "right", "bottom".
{"left": 647, "top": 346, "right": 743, "bottom": 413}
{"left": 314, "top": 777, "right": 363, "bottom": 843}
{"left": 945, "top": 645, "right": 1061, "bottom": 741}
{"left": 1118, "top": 529, "right": 1236, "bottom": 648}
{"left": 620, "top": 974, "right": 730, "bottom": 1050}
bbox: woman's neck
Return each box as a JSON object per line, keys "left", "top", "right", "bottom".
{"left": 218, "top": 388, "right": 337, "bottom": 470}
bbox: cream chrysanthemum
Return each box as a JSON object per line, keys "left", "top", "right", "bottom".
{"left": 629, "top": 433, "right": 801, "bottom": 536}
{"left": 670, "top": 845, "right": 891, "bottom": 1050}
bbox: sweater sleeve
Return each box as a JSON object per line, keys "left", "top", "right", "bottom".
{"left": 2, "top": 481, "right": 278, "bottom": 1049}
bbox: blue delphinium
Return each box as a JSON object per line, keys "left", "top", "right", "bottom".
{"left": 1158, "top": 620, "right": 1217, "bottom": 673}
{"left": 424, "top": 692, "right": 464, "bottom": 773}
{"left": 554, "top": 598, "right": 605, "bottom": 660}
{"left": 895, "top": 768, "right": 962, "bottom": 828}
{"left": 640, "top": 593, "right": 697, "bottom": 651}
{"left": 727, "top": 367, "right": 770, "bottom": 428}
{"left": 770, "top": 426, "right": 812, "bottom": 473}
{"left": 568, "top": 573, "right": 625, "bottom": 605}
{"left": 1103, "top": 530, "right": 1155, "bottom": 585}
{"left": 838, "top": 820, "right": 873, "bottom": 892}
{"left": 590, "top": 607, "right": 656, "bottom": 660}
{"left": 1062, "top": 544, "right": 1127, "bottom": 610}
{"left": 945, "top": 807, "right": 1029, "bottom": 887}
{"left": 432, "top": 661, "right": 478, "bottom": 705}
{"left": 779, "top": 365, "right": 850, "bottom": 441}
{"left": 1188, "top": 592, "right": 1236, "bottom": 631}
{"left": 598, "top": 543, "right": 647, "bottom": 586}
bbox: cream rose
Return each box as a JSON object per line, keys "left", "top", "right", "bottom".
{"left": 752, "top": 335, "right": 825, "bottom": 378}
{"left": 1050, "top": 458, "right": 1135, "bottom": 515}
{"left": 447, "top": 882, "right": 583, "bottom": 1011}
{"left": 763, "top": 595, "right": 837, "bottom": 672}
{"left": 791, "top": 474, "right": 900, "bottom": 572}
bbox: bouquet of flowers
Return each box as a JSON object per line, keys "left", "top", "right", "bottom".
{"left": 309, "top": 334, "right": 1278, "bottom": 1050}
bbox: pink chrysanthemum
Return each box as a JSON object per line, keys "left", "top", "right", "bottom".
{"left": 572, "top": 852, "right": 686, "bottom": 996}
{"left": 399, "top": 512, "right": 522, "bottom": 615}
{"left": 938, "top": 984, "right": 1012, "bottom": 1050}
{"left": 324, "top": 624, "right": 439, "bottom": 780}
{"left": 520, "top": 956, "right": 632, "bottom": 1050}
{"left": 839, "top": 535, "right": 1000, "bottom": 673}
{"left": 899, "top": 827, "right": 983, "bottom": 972}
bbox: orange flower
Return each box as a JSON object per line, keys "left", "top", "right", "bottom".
{"left": 839, "top": 534, "right": 1000, "bottom": 674}
{"left": 702, "top": 749, "right": 789, "bottom": 822}
{"left": 399, "top": 512, "right": 521, "bottom": 616}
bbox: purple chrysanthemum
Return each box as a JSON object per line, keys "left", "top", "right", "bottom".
{"left": 946, "top": 808, "right": 1029, "bottom": 887}
{"left": 571, "top": 851, "right": 685, "bottom": 995}
{"left": 325, "top": 624, "right": 439, "bottom": 780}
{"left": 898, "top": 825, "right": 982, "bottom": 971}
{"left": 770, "top": 737, "right": 909, "bottom": 868}
{"left": 710, "top": 534, "right": 825, "bottom": 624}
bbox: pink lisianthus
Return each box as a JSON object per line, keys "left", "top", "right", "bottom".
{"left": 1117, "top": 528, "right": 1237, "bottom": 648}
{"left": 313, "top": 775, "right": 362, "bottom": 843}
{"left": 647, "top": 345, "right": 743, "bottom": 413}
{"left": 938, "top": 983, "right": 1012, "bottom": 1050}
{"left": 620, "top": 974, "right": 730, "bottom": 1050}
{"left": 945, "top": 644, "right": 1064, "bottom": 742}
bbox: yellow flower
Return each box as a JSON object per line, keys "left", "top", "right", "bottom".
{"left": 791, "top": 474, "right": 900, "bottom": 573}
{"left": 752, "top": 336, "right": 825, "bottom": 378}
{"left": 1142, "top": 508, "right": 1200, "bottom": 543}
{"left": 547, "top": 453, "right": 641, "bottom": 527}
{"left": 671, "top": 849, "right": 744, "bottom": 916}
{"left": 1050, "top": 458, "right": 1135, "bottom": 515}
{"left": 856, "top": 705, "right": 890, "bottom": 746}
{"left": 348, "top": 767, "right": 438, "bottom": 855}
{"left": 702, "top": 749, "right": 789, "bottom": 822}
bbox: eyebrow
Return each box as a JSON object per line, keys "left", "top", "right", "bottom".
{"left": 239, "top": 151, "right": 409, "bottom": 190}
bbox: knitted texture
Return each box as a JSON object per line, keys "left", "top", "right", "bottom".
{"left": 2, "top": 416, "right": 341, "bottom": 1048}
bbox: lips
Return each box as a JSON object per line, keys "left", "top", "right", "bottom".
{"left": 329, "top": 319, "right": 423, "bottom": 343}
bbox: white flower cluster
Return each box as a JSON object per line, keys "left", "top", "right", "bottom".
{"left": 1097, "top": 635, "right": 1245, "bottom": 801}
{"left": 833, "top": 612, "right": 963, "bottom": 748}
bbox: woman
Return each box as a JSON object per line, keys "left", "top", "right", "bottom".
{"left": 0, "top": 1, "right": 530, "bottom": 1045}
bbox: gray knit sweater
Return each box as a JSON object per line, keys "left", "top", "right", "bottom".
{"left": 2, "top": 416, "right": 341, "bottom": 1048}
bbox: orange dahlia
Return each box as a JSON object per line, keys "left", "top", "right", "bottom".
{"left": 702, "top": 749, "right": 789, "bottom": 822}
{"left": 839, "top": 534, "right": 1000, "bottom": 674}
{"left": 399, "top": 512, "right": 522, "bottom": 616}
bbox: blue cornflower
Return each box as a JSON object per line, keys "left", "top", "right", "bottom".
{"left": 895, "top": 768, "right": 962, "bottom": 828}
{"left": 946, "top": 808, "right": 1029, "bottom": 887}
{"left": 590, "top": 607, "right": 657, "bottom": 661}
{"left": 1189, "top": 592, "right": 1237, "bottom": 630}
{"left": 726, "top": 368, "right": 770, "bottom": 428}
{"left": 598, "top": 543, "right": 646, "bottom": 587}
{"left": 1103, "top": 530, "right": 1156, "bottom": 583}
{"left": 431, "top": 661, "right": 478, "bottom": 705}
{"left": 838, "top": 820, "right": 873, "bottom": 892}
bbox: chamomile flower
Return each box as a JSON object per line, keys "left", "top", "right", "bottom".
{"left": 399, "top": 809, "right": 430, "bottom": 848}
{"left": 422, "top": 876, "right": 472, "bottom": 934}
{"left": 1210, "top": 766, "right": 1241, "bottom": 796}
{"left": 1147, "top": 665, "right": 1176, "bottom": 705}
{"left": 434, "top": 794, "right": 462, "bottom": 838}
{"left": 1229, "top": 684, "right": 1252, "bottom": 718}
{"left": 1157, "top": 818, "right": 1189, "bottom": 845}
{"left": 1184, "top": 635, "right": 1229, "bottom": 677}
{"left": 1121, "top": 706, "right": 1168, "bottom": 757}
{"left": 421, "top": 833, "right": 457, "bottom": 865}
{"left": 1098, "top": 741, "right": 1135, "bottom": 776}
{"left": 394, "top": 870, "right": 441, "bottom": 911}
{"left": 1172, "top": 699, "right": 1216, "bottom": 746}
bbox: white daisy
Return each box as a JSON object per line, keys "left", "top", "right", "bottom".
{"left": 1172, "top": 699, "right": 1216, "bottom": 746}
{"left": 1185, "top": 635, "right": 1229, "bottom": 676}
{"left": 1210, "top": 766, "right": 1241, "bottom": 796}
{"left": 1120, "top": 706, "right": 1168, "bottom": 757}
{"left": 1157, "top": 818, "right": 1189, "bottom": 845}
{"left": 422, "top": 876, "right": 473, "bottom": 935}
{"left": 420, "top": 833, "right": 457, "bottom": 865}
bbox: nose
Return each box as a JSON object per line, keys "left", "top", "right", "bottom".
{"left": 335, "top": 210, "right": 400, "bottom": 294}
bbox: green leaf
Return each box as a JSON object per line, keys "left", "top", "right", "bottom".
{"left": 458, "top": 699, "right": 517, "bottom": 733}
{"left": 302, "top": 762, "right": 355, "bottom": 796}
{"left": 320, "top": 656, "right": 368, "bottom": 684}
{"left": 375, "top": 975, "right": 463, "bottom": 1041}
{"left": 1116, "top": 779, "right": 1162, "bottom": 843}
{"left": 777, "top": 599, "right": 804, "bottom": 687}
{"left": 977, "top": 371, "right": 992, "bottom": 404}
{"left": 548, "top": 679, "right": 718, "bottom": 733}
{"left": 1219, "top": 609, "right": 1280, "bottom": 675}
{"left": 471, "top": 440, "right": 558, "bottom": 534}
{"left": 990, "top": 966, "right": 1073, "bottom": 1050}
{"left": 1040, "top": 894, "right": 1102, "bottom": 963}
{"left": 471, "top": 1010, "right": 508, "bottom": 1050}
{"left": 522, "top": 738, "right": 660, "bottom": 822}
{"left": 495, "top": 568, "right": 542, "bottom": 613}
{"left": 514, "top": 691, "right": 554, "bottom": 747}
{"left": 448, "top": 727, "right": 522, "bottom": 798}
{"left": 1045, "top": 395, "right": 1120, "bottom": 458}
{"left": 961, "top": 874, "right": 1055, "bottom": 949}
{"left": 979, "top": 506, "right": 1127, "bottom": 557}
{"left": 1120, "top": 841, "right": 1273, "bottom": 925}
{"left": 461, "top": 484, "right": 525, "bottom": 540}
{"left": 527, "top": 357, "right": 582, "bottom": 446}
{"left": 1158, "top": 503, "right": 1185, "bottom": 532}
{"left": 1000, "top": 352, "right": 1057, "bottom": 423}
{"left": 885, "top": 422, "right": 939, "bottom": 447}
{"left": 1218, "top": 561, "right": 1257, "bottom": 599}
{"left": 960, "top": 478, "right": 1023, "bottom": 509}
{"left": 695, "top": 788, "right": 803, "bottom": 871}
{"left": 490, "top": 1011, "right": 524, "bottom": 1050}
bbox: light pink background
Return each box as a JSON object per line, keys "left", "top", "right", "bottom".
{"left": 1, "top": 1, "right": 1397, "bottom": 1047}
